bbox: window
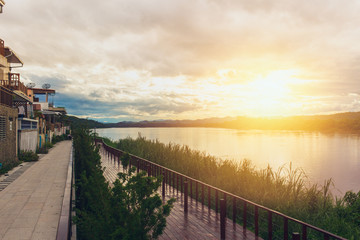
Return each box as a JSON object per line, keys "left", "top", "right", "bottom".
{"left": 0, "top": 116, "right": 5, "bottom": 140}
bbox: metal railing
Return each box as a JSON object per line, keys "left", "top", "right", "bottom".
{"left": 0, "top": 73, "right": 27, "bottom": 95}
{"left": 19, "top": 118, "right": 38, "bottom": 130}
{"left": 96, "top": 138, "right": 346, "bottom": 240}
{"left": 0, "top": 86, "right": 13, "bottom": 107}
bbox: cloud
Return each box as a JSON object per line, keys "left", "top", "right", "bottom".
{"left": 2, "top": 0, "right": 360, "bottom": 120}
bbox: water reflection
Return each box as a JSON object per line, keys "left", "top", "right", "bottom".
{"left": 96, "top": 127, "right": 360, "bottom": 196}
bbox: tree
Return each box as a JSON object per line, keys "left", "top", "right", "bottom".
{"left": 73, "top": 127, "right": 175, "bottom": 240}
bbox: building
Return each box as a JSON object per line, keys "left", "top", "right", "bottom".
{"left": 30, "top": 87, "right": 68, "bottom": 146}
{"left": 0, "top": 0, "right": 5, "bottom": 14}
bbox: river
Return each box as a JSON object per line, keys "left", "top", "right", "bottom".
{"left": 95, "top": 127, "right": 360, "bottom": 196}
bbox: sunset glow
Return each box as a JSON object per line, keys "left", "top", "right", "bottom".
{"left": 1, "top": 0, "right": 360, "bottom": 122}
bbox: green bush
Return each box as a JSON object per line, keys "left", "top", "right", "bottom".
{"left": 0, "top": 160, "right": 20, "bottom": 175}
{"left": 36, "top": 147, "right": 48, "bottom": 154}
{"left": 74, "top": 128, "right": 174, "bottom": 240}
{"left": 19, "top": 150, "right": 39, "bottom": 162}
{"left": 52, "top": 134, "right": 67, "bottom": 144}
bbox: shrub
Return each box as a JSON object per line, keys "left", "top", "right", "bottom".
{"left": 36, "top": 147, "right": 48, "bottom": 154}
{"left": 19, "top": 150, "right": 39, "bottom": 162}
{"left": 74, "top": 128, "right": 174, "bottom": 240}
{"left": 52, "top": 134, "right": 67, "bottom": 144}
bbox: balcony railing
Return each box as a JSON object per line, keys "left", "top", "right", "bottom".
{"left": 19, "top": 118, "right": 38, "bottom": 130}
{"left": 0, "top": 73, "right": 28, "bottom": 95}
{"left": 0, "top": 86, "right": 13, "bottom": 107}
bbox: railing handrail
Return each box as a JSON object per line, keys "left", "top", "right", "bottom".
{"left": 96, "top": 138, "right": 347, "bottom": 240}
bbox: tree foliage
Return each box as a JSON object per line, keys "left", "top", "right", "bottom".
{"left": 73, "top": 128, "right": 174, "bottom": 240}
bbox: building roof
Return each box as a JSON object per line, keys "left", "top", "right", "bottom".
{"left": 12, "top": 90, "right": 32, "bottom": 103}
{"left": 4, "top": 47, "right": 23, "bottom": 65}
{"left": 31, "top": 88, "right": 56, "bottom": 94}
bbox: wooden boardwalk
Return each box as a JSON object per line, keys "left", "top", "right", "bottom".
{"left": 100, "top": 149, "right": 260, "bottom": 240}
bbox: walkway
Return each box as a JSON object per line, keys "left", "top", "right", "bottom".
{"left": 101, "top": 150, "right": 260, "bottom": 240}
{"left": 0, "top": 141, "right": 72, "bottom": 240}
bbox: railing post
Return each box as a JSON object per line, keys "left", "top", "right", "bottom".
{"left": 196, "top": 182, "right": 198, "bottom": 201}
{"left": 176, "top": 175, "right": 179, "bottom": 194}
{"left": 201, "top": 184, "right": 204, "bottom": 206}
{"left": 162, "top": 169, "right": 165, "bottom": 198}
{"left": 190, "top": 180, "right": 193, "bottom": 199}
{"left": 137, "top": 160, "right": 140, "bottom": 174}
{"left": 208, "top": 186, "right": 211, "bottom": 210}
{"left": 181, "top": 176, "right": 183, "bottom": 193}
{"left": 220, "top": 199, "right": 226, "bottom": 240}
{"left": 172, "top": 172, "right": 175, "bottom": 193}
{"left": 284, "top": 217, "right": 289, "bottom": 240}
{"left": 233, "top": 197, "right": 236, "bottom": 223}
{"left": 184, "top": 181, "right": 188, "bottom": 213}
{"left": 302, "top": 225, "right": 307, "bottom": 240}
{"left": 215, "top": 190, "right": 218, "bottom": 213}
{"left": 243, "top": 201, "right": 247, "bottom": 229}
{"left": 255, "top": 206, "right": 259, "bottom": 236}
{"left": 268, "top": 211, "right": 273, "bottom": 240}
{"left": 324, "top": 234, "right": 329, "bottom": 240}
{"left": 147, "top": 164, "right": 151, "bottom": 176}
{"left": 292, "top": 232, "right": 300, "bottom": 240}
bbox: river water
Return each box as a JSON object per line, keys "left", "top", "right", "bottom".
{"left": 96, "top": 127, "right": 360, "bottom": 196}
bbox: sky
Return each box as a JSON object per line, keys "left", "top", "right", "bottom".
{"left": 1, "top": 0, "right": 360, "bottom": 122}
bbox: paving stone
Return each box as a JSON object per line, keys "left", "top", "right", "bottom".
{"left": 0, "top": 141, "right": 72, "bottom": 240}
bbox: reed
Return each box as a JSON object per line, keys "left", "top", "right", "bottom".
{"left": 103, "top": 135, "right": 360, "bottom": 239}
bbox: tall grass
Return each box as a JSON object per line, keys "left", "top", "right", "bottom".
{"left": 103, "top": 135, "right": 360, "bottom": 239}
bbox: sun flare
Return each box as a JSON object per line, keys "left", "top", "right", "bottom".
{"left": 241, "top": 70, "right": 300, "bottom": 116}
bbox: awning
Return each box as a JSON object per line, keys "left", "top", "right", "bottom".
{"left": 4, "top": 47, "right": 23, "bottom": 65}
{"left": 31, "top": 88, "right": 56, "bottom": 94}
{"left": 12, "top": 90, "right": 31, "bottom": 103}
{"left": 42, "top": 110, "right": 61, "bottom": 115}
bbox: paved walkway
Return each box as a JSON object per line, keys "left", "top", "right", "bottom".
{"left": 100, "top": 148, "right": 260, "bottom": 240}
{"left": 0, "top": 141, "right": 72, "bottom": 240}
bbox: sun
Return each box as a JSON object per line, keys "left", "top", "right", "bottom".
{"left": 242, "top": 70, "right": 299, "bottom": 116}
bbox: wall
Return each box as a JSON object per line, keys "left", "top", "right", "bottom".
{"left": 0, "top": 105, "right": 17, "bottom": 163}
{"left": 18, "top": 129, "right": 37, "bottom": 152}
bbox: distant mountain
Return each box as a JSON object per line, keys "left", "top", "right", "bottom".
{"left": 105, "top": 117, "right": 237, "bottom": 128}
{"left": 68, "top": 112, "right": 360, "bottom": 132}
{"left": 65, "top": 115, "right": 106, "bottom": 129}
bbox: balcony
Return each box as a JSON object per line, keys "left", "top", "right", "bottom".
{"left": 0, "top": 86, "right": 13, "bottom": 107}
{"left": 0, "top": 73, "right": 28, "bottom": 95}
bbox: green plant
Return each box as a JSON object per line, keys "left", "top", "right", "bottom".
{"left": 0, "top": 160, "right": 20, "bottom": 175}
{"left": 111, "top": 168, "right": 175, "bottom": 239}
{"left": 18, "top": 150, "right": 39, "bottom": 162}
{"left": 36, "top": 147, "right": 48, "bottom": 154}
{"left": 52, "top": 134, "right": 67, "bottom": 144}
{"left": 74, "top": 128, "right": 174, "bottom": 240}
{"left": 120, "top": 152, "right": 130, "bottom": 170}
